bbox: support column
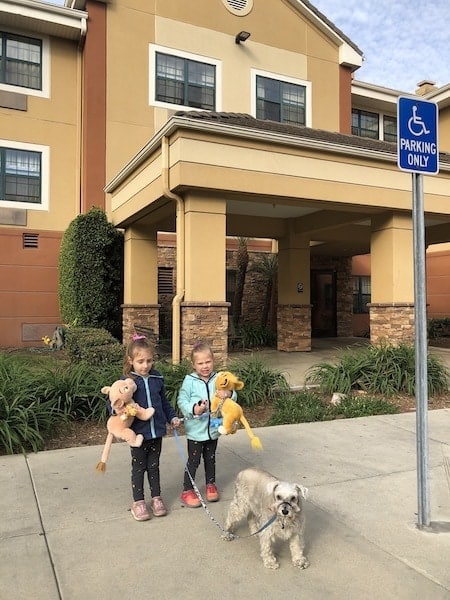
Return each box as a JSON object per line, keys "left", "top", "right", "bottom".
{"left": 122, "top": 226, "right": 160, "bottom": 345}
{"left": 277, "top": 228, "right": 311, "bottom": 351}
{"left": 369, "top": 212, "right": 414, "bottom": 344}
{"left": 181, "top": 193, "right": 229, "bottom": 363}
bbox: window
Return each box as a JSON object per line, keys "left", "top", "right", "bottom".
{"left": 352, "top": 109, "right": 379, "bottom": 139}
{"left": 158, "top": 267, "right": 174, "bottom": 294}
{"left": 0, "top": 32, "right": 42, "bottom": 90}
{"left": 352, "top": 276, "right": 371, "bottom": 314}
{"left": 383, "top": 115, "right": 397, "bottom": 142}
{"left": 255, "top": 74, "right": 307, "bottom": 126}
{"left": 0, "top": 140, "right": 48, "bottom": 210}
{"left": 149, "top": 46, "right": 221, "bottom": 111}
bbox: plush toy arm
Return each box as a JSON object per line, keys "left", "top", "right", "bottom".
{"left": 134, "top": 404, "right": 155, "bottom": 421}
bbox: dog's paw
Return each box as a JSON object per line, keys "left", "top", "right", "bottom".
{"left": 221, "top": 532, "right": 234, "bottom": 542}
{"left": 263, "top": 559, "right": 279, "bottom": 569}
{"left": 293, "top": 557, "right": 309, "bottom": 569}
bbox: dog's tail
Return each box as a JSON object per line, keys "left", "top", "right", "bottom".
{"left": 240, "top": 415, "right": 263, "bottom": 451}
{"left": 96, "top": 432, "right": 113, "bottom": 473}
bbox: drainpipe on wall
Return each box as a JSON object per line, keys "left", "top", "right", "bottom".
{"left": 162, "top": 135, "right": 185, "bottom": 364}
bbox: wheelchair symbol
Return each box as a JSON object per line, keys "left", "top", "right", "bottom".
{"left": 408, "top": 105, "right": 430, "bottom": 136}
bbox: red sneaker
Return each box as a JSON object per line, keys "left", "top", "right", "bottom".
{"left": 206, "top": 484, "right": 219, "bottom": 502}
{"left": 180, "top": 490, "right": 201, "bottom": 508}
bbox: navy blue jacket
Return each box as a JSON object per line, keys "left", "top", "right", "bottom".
{"left": 108, "top": 370, "right": 177, "bottom": 440}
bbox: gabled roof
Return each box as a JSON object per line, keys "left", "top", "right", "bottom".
{"left": 0, "top": 0, "right": 87, "bottom": 41}
{"left": 285, "top": 0, "right": 363, "bottom": 70}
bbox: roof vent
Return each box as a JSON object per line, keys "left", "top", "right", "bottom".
{"left": 222, "top": 0, "right": 253, "bottom": 16}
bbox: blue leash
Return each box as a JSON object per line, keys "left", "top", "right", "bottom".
{"left": 172, "top": 426, "right": 276, "bottom": 539}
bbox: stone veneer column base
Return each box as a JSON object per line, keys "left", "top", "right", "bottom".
{"left": 122, "top": 304, "right": 160, "bottom": 346}
{"left": 277, "top": 304, "right": 312, "bottom": 351}
{"left": 368, "top": 303, "right": 414, "bottom": 345}
{"left": 181, "top": 302, "right": 230, "bottom": 364}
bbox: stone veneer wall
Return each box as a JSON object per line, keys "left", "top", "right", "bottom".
{"left": 181, "top": 302, "right": 230, "bottom": 364}
{"left": 277, "top": 304, "right": 312, "bottom": 351}
{"left": 122, "top": 304, "right": 160, "bottom": 347}
{"left": 368, "top": 303, "right": 415, "bottom": 345}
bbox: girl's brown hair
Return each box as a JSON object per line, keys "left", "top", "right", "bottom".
{"left": 124, "top": 336, "right": 155, "bottom": 376}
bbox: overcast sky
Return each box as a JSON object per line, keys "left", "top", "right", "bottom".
{"left": 48, "top": 0, "right": 449, "bottom": 93}
{"left": 312, "top": 0, "right": 450, "bottom": 92}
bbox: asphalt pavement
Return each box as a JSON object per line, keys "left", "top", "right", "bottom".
{"left": 1, "top": 338, "right": 450, "bottom": 599}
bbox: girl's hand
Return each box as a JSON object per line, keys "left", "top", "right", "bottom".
{"left": 216, "top": 390, "right": 230, "bottom": 400}
{"left": 194, "top": 400, "right": 208, "bottom": 415}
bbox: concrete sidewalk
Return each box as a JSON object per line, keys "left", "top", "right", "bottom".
{"left": 1, "top": 339, "right": 450, "bottom": 599}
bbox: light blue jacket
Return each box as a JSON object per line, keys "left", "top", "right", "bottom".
{"left": 177, "top": 371, "right": 221, "bottom": 442}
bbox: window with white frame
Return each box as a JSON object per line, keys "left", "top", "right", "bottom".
{"left": 383, "top": 115, "right": 397, "bottom": 142}
{"left": 0, "top": 140, "right": 49, "bottom": 210}
{"left": 251, "top": 70, "right": 311, "bottom": 126}
{"left": 0, "top": 31, "right": 49, "bottom": 97}
{"left": 149, "top": 45, "right": 222, "bottom": 112}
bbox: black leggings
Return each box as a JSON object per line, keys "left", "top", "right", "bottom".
{"left": 183, "top": 438, "right": 218, "bottom": 491}
{"left": 130, "top": 437, "right": 162, "bottom": 502}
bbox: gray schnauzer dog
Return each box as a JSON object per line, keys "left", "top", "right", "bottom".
{"left": 222, "top": 467, "right": 309, "bottom": 569}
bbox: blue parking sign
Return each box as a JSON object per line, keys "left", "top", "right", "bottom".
{"left": 397, "top": 97, "right": 438, "bottom": 174}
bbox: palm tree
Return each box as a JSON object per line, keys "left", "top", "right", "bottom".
{"left": 232, "top": 237, "right": 249, "bottom": 329}
{"left": 249, "top": 252, "right": 278, "bottom": 330}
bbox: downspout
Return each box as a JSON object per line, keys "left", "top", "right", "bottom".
{"left": 162, "top": 135, "right": 185, "bottom": 364}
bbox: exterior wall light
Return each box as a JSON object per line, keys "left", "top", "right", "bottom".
{"left": 235, "top": 31, "right": 251, "bottom": 44}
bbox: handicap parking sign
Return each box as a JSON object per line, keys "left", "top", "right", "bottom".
{"left": 397, "top": 96, "right": 439, "bottom": 174}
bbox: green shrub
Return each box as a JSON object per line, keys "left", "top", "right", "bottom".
{"left": 64, "top": 326, "right": 123, "bottom": 368}
{"left": 155, "top": 359, "right": 192, "bottom": 407}
{"left": 305, "top": 341, "right": 449, "bottom": 397}
{"left": 59, "top": 207, "right": 124, "bottom": 339}
{"left": 428, "top": 317, "right": 450, "bottom": 339}
{"left": 234, "top": 322, "right": 276, "bottom": 349}
{"left": 227, "top": 356, "right": 289, "bottom": 407}
{"left": 268, "top": 390, "right": 334, "bottom": 425}
{"left": 336, "top": 395, "right": 399, "bottom": 418}
{"left": 0, "top": 354, "right": 69, "bottom": 454}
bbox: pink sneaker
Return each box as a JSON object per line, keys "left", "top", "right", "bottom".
{"left": 131, "top": 500, "right": 151, "bottom": 521}
{"left": 151, "top": 496, "right": 167, "bottom": 517}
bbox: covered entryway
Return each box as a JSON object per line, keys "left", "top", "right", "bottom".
{"left": 105, "top": 111, "right": 450, "bottom": 363}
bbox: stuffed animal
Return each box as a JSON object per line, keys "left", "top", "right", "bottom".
{"left": 210, "top": 371, "right": 262, "bottom": 451}
{"left": 96, "top": 378, "right": 155, "bottom": 472}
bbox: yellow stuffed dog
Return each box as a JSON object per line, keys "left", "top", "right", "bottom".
{"left": 96, "top": 378, "right": 155, "bottom": 472}
{"left": 210, "top": 371, "right": 262, "bottom": 450}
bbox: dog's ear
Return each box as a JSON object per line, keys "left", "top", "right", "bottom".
{"left": 267, "top": 481, "right": 279, "bottom": 497}
{"left": 296, "top": 484, "right": 309, "bottom": 500}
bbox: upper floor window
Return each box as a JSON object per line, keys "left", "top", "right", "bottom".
{"left": 0, "top": 140, "right": 49, "bottom": 210}
{"left": 253, "top": 71, "right": 310, "bottom": 126}
{"left": 0, "top": 32, "right": 42, "bottom": 90}
{"left": 383, "top": 115, "right": 397, "bottom": 142}
{"left": 149, "top": 45, "right": 222, "bottom": 112}
{"left": 352, "top": 109, "right": 379, "bottom": 139}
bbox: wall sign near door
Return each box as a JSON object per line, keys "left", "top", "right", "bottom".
{"left": 297, "top": 283, "right": 304, "bottom": 293}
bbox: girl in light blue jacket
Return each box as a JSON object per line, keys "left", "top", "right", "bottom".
{"left": 177, "top": 342, "right": 232, "bottom": 507}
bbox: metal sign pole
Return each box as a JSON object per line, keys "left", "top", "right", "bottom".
{"left": 412, "top": 171, "right": 430, "bottom": 529}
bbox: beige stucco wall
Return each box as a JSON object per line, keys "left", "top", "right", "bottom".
{"left": 0, "top": 37, "right": 81, "bottom": 232}
{"left": 104, "top": 0, "right": 344, "bottom": 184}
